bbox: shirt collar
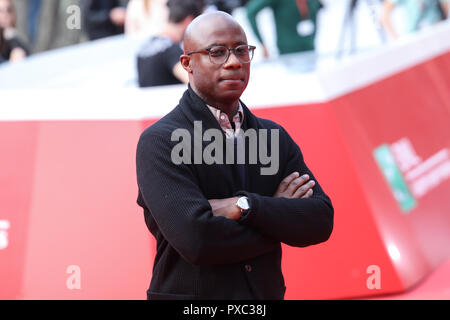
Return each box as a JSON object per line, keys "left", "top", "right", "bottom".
{"left": 206, "top": 102, "right": 244, "bottom": 124}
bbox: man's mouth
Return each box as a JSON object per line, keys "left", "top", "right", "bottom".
{"left": 219, "top": 77, "right": 244, "bottom": 84}
{"left": 220, "top": 73, "right": 245, "bottom": 81}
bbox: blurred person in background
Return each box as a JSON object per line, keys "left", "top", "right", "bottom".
{"left": 27, "top": 0, "right": 40, "bottom": 45}
{"left": 136, "top": 0, "right": 205, "bottom": 87}
{"left": 13, "top": 0, "right": 84, "bottom": 54}
{"left": 82, "top": 0, "right": 128, "bottom": 40}
{"left": 381, "top": 0, "right": 449, "bottom": 39}
{"left": 246, "top": 0, "right": 323, "bottom": 58}
{"left": 12, "top": 0, "right": 41, "bottom": 48}
{"left": 35, "top": 0, "right": 85, "bottom": 52}
{"left": 205, "top": 0, "right": 250, "bottom": 14}
{"left": 11, "top": 0, "right": 41, "bottom": 47}
{"left": 0, "top": 0, "right": 28, "bottom": 62}
{"left": 0, "top": 26, "right": 4, "bottom": 63}
{"left": 125, "top": 0, "right": 169, "bottom": 39}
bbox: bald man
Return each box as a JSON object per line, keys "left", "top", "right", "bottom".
{"left": 136, "top": 11, "right": 333, "bottom": 300}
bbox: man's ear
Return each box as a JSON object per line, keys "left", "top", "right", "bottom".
{"left": 180, "top": 55, "right": 192, "bottom": 73}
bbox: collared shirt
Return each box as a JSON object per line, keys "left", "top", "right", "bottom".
{"left": 207, "top": 103, "right": 244, "bottom": 139}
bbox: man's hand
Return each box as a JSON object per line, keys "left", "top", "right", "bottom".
{"left": 208, "top": 197, "right": 241, "bottom": 221}
{"left": 208, "top": 172, "right": 314, "bottom": 220}
{"left": 273, "top": 172, "right": 315, "bottom": 199}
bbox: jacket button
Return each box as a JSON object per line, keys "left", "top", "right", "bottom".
{"left": 245, "top": 264, "right": 252, "bottom": 272}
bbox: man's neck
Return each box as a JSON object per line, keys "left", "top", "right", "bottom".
{"left": 191, "top": 85, "right": 240, "bottom": 119}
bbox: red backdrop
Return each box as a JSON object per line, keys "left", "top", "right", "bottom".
{"left": 1, "top": 50, "right": 449, "bottom": 299}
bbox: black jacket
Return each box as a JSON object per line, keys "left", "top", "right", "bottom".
{"left": 136, "top": 86, "right": 333, "bottom": 300}
{"left": 82, "top": 0, "right": 124, "bottom": 40}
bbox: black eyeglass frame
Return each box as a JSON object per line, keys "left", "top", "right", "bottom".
{"left": 186, "top": 45, "right": 256, "bottom": 65}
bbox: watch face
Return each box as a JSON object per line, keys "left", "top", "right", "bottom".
{"left": 238, "top": 197, "right": 250, "bottom": 210}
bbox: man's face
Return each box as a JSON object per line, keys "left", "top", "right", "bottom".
{"left": 186, "top": 20, "right": 251, "bottom": 108}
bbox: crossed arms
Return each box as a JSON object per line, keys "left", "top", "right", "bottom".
{"left": 209, "top": 171, "right": 316, "bottom": 221}
{"left": 136, "top": 128, "right": 333, "bottom": 265}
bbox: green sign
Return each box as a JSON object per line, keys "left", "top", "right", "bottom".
{"left": 373, "top": 145, "right": 417, "bottom": 213}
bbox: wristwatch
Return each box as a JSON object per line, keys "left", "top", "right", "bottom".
{"left": 236, "top": 196, "right": 250, "bottom": 215}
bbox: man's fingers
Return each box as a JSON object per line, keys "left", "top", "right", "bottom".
{"left": 274, "top": 173, "right": 314, "bottom": 198}
{"left": 293, "top": 179, "right": 315, "bottom": 198}
{"left": 286, "top": 174, "right": 310, "bottom": 195}
{"left": 276, "top": 172, "right": 300, "bottom": 194}
{"left": 301, "top": 188, "right": 314, "bottom": 199}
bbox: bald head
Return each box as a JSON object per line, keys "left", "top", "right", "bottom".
{"left": 183, "top": 11, "right": 246, "bottom": 53}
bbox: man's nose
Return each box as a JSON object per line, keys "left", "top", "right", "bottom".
{"left": 223, "top": 51, "right": 242, "bottom": 69}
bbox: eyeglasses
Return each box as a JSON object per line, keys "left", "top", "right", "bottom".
{"left": 186, "top": 45, "right": 256, "bottom": 65}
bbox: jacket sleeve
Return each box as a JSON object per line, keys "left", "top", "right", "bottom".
{"left": 236, "top": 127, "right": 334, "bottom": 247}
{"left": 136, "top": 131, "right": 278, "bottom": 266}
{"left": 246, "top": 0, "right": 274, "bottom": 45}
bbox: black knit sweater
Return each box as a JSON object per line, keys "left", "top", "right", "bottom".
{"left": 136, "top": 86, "right": 334, "bottom": 300}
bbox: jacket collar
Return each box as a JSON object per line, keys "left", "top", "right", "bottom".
{"left": 179, "top": 84, "right": 258, "bottom": 132}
